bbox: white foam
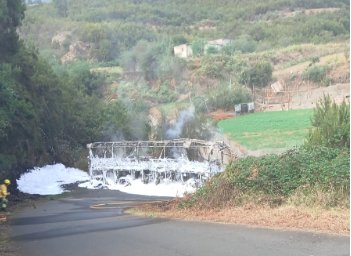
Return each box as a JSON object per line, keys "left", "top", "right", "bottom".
{"left": 17, "top": 164, "right": 196, "bottom": 197}
{"left": 79, "top": 177, "right": 196, "bottom": 197}
{"left": 17, "top": 164, "right": 90, "bottom": 195}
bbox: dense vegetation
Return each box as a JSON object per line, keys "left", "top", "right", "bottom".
{"left": 19, "top": 0, "right": 349, "bottom": 110}
{"left": 181, "top": 97, "right": 350, "bottom": 209}
{"left": 0, "top": 0, "right": 150, "bottom": 187}
{"left": 22, "top": 0, "right": 349, "bottom": 59}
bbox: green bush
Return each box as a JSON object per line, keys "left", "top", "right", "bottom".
{"left": 191, "top": 39, "right": 206, "bottom": 57}
{"left": 206, "top": 46, "right": 219, "bottom": 55}
{"left": 239, "top": 61, "right": 273, "bottom": 88}
{"left": 155, "top": 83, "right": 177, "bottom": 103}
{"left": 181, "top": 146, "right": 349, "bottom": 208}
{"left": 222, "top": 36, "right": 257, "bottom": 55}
{"left": 207, "top": 85, "right": 252, "bottom": 111}
{"left": 199, "top": 56, "right": 226, "bottom": 79}
{"left": 302, "top": 65, "right": 328, "bottom": 83}
{"left": 193, "top": 85, "right": 252, "bottom": 112}
{"left": 307, "top": 95, "right": 350, "bottom": 148}
{"left": 187, "top": 145, "right": 350, "bottom": 208}
{"left": 225, "top": 146, "right": 349, "bottom": 197}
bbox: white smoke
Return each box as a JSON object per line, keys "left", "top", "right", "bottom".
{"left": 166, "top": 105, "right": 195, "bottom": 139}
{"left": 109, "top": 130, "right": 125, "bottom": 142}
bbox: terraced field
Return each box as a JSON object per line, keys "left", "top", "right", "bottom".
{"left": 218, "top": 109, "right": 314, "bottom": 150}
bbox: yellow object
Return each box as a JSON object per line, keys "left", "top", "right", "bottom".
{"left": 0, "top": 184, "right": 8, "bottom": 199}
{"left": 4, "top": 179, "right": 10, "bottom": 185}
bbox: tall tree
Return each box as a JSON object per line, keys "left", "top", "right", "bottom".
{"left": 53, "top": 0, "right": 68, "bottom": 17}
{"left": 0, "top": 0, "right": 25, "bottom": 60}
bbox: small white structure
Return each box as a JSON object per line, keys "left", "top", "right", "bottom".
{"left": 235, "top": 102, "right": 255, "bottom": 114}
{"left": 174, "top": 44, "right": 193, "bottom": 58}
{"left": 271, "top": 81, "right": 284, "bottom": 93}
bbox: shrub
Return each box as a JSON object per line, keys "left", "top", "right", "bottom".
{"left": 206, "top": 46, "right": 219, "bottom": 55}
{"left": 186, "top": 145, "right": 350, "bottom": 208}
{"left": 242, "top": 146, "right": 348, "bottom": 196}
{"left": 199, "top": 56, "right": 229, "bottom": 79}
{"left": 239, "top": 61, "right": 273, "bottom": 88}
{"left": 302, "top": 65, "right": 328, "bottom": 83}
{"left": 208, "top": 85, "right": 252, "bottom": 111}
{"left": 307, "top": 95, "right": 350, "bottom": 149}
{"left": 155, "top": 82, "right": 177, "bottom": 103}
{"left": 194, "top": 85, "right": 252, "bottom": 112}
{"left": 191, "top": 39, "right": 206, "bottom": 57}
{"left": 222, "top": 36, "right": 257, "bottom": 55}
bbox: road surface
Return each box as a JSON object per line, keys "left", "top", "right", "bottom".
{"left": 10, "top": 189, "right": 349, "bottom": 256}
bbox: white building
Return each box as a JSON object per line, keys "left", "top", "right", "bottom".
{"left": 174, "top": 44, "right": 193, "bottom": 58}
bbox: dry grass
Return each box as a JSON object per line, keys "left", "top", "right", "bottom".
{"left": 278, "top": 8, "right": 341, "bottom": 18}
{"left": 273, "top": 52, "right": 348, "bottom": 79}
{"left": 129, "top": 201, "right": 350, "bottom": 235}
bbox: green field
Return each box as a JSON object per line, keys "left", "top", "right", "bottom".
{"left": 218, "top": 109, "right": 314, "bottom": 150}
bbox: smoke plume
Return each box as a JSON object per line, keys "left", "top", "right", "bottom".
{"left": 166, "top": 105, "right": 195, "bottom": 139}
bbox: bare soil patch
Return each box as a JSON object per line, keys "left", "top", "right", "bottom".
{"left": 130, "top": 201, "right": 350, "bottom": 235}
{"left": 208, "top": 110, "right": 235, "bottom": 121}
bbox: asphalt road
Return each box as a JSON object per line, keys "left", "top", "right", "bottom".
{"left": 10, "top": 188, "right": 349, "bottom": 256}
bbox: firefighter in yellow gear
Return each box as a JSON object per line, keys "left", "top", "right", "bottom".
{"left": 0, "top": 179, "right": 10, "bottom": 211}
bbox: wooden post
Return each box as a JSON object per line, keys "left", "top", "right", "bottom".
{"left": 288, "top": 92, "right": 290, "bottom": 110}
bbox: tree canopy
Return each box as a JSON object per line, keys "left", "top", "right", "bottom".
{"left": 0, "top": 0, "right": 25, "bottom": 59}
{"left": 0, "top": 0, "right": 149, "bottom": 185}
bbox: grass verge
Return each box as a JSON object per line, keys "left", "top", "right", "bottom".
{"left": 128, "top": 201, "right": 349, "bottom": 235}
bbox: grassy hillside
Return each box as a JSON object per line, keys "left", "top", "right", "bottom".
{"left": 18, "top": 0, "right": 350, "bottom": 143}
{"left": 21, "top": 0, "right": 349, "bottom": 55}
{"left": 218, "top": 109, "right": 313, "bottom": 150}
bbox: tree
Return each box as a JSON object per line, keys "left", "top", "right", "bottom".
{"left": 307, "top": 95, "right": 350, "bottom": 149}
{"left": 206, "top": 46, "right": 219, "bottom": 55}
{"left": 239, "top": 61, "right": 272, "bottom": 88}
{"left": 53, "top": 0, "right": 68, "bottom": 17}
{"left": 0, "top": 0, "right": 25, "bottom": 60}
{"left": 172, "top": 35, "right": 188, "bottom": 46}
{"left": 191, "top": 39, "right": 206, "bottom": 57}
{"left": 302, "top": 65, "right": 328, "bottom": 83}
{"left": 222, "top": 36, "right": 257, "bottom": 55}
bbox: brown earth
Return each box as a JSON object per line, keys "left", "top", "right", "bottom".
{"left": 259, "top": 83, "right": 350, "bottom": 112}
{"left": 208, "top": 110, "right": 235, "bottom": 121}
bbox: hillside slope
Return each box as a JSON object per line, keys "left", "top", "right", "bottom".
{"left": 18, "top": 0, "right": 350, "bottom": 144}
